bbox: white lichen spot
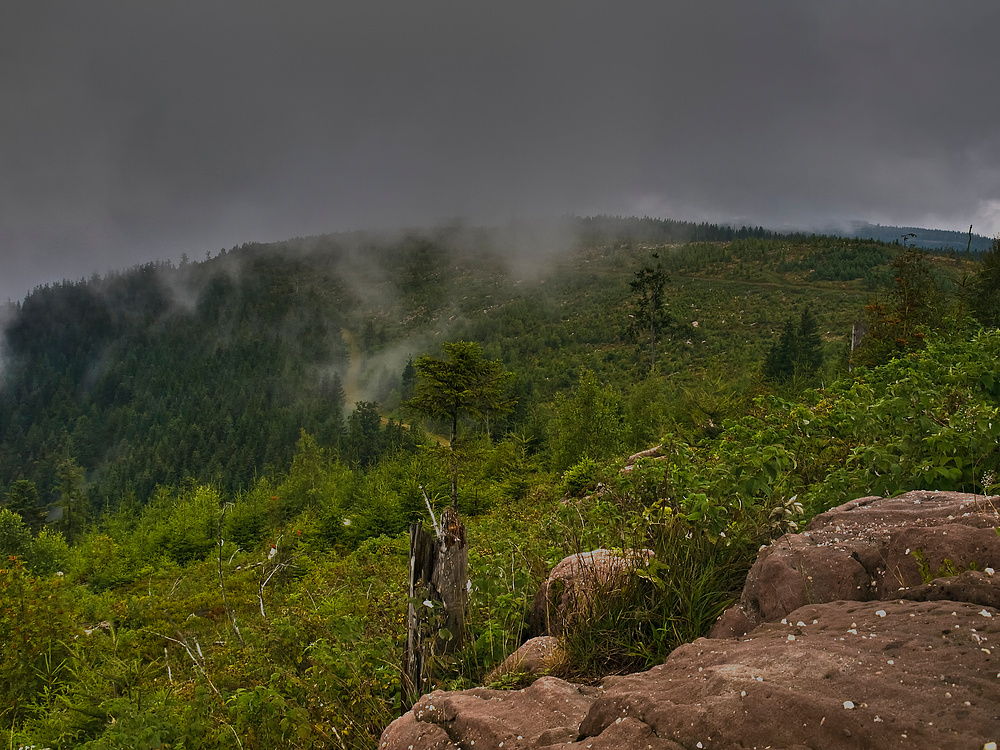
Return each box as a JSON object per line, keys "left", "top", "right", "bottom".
{"left": 844, "top": 701, "right": 855, "bottom": 709}
{"left": 981, "top": 610, "right": 994, "bottom": 618}
{"left": 875, "top": 610, "right": 887, "bottom": 618}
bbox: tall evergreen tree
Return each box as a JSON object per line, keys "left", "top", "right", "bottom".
{"left": 0, "top": 508, "right": 32, "bottom": 560}
{"left": 626, "top": 254, "right": 672, "bottom": 371}
{"left": 346, "top": 401, "right": 384, "bottom": 468}
{"left": 54, "top": 457, "right": 87, "bottom": 543}
{"left": 796, "top": 307, "right": 824, "bottom": 375}
{"left": 401, "top": 357, "right": 417, "bottom": 401}
{"left": 405, "top": 341, "right": 515, "bottom": 508}
{"left": 2, "top": 479, "right": 44, "bottom": 534}
{"left": 763, "top": 307, "right": 824, "bottom": 384}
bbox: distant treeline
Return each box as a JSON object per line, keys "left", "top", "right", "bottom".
{"left": 576, "top": 215, "right": 807, "bottom": 245}
{"left": 847, "top": 222, "right": 993, "bottom": 255}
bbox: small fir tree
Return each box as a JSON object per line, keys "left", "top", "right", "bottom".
{"left": 405, "top": 341, "right": 515, "bottom": 508}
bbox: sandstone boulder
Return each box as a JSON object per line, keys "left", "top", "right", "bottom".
{"left": 485, "top": 636, "right": 567, "bottom": 685}
{"left": 529, "top": 548, "right": 653, "bottom": 637}
{"left": 711, "top": 490, "right": 1000, "bottom": 638}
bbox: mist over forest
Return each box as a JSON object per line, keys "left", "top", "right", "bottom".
{"left": 3, "top": 214, "right": 1000, "bottom": 748}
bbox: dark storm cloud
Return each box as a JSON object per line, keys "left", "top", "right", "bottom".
{"left": 2, "top": 1, "right": 999, "bottom": 303}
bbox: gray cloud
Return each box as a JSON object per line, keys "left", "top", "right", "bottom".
{"left": 2, "top": 1, "right": 999, "bottom": 303}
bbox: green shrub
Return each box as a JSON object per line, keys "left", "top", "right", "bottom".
{"left": 150, "top": 485, "right": 220, "bottom": 565}
{"left": 0, "top": 508, "right": 32, "bottom": 560}
{"left": 28, "top": 527, "right": 71, "bottom": 575}
{"left": 0, "top": 561, "right": 75, "bottom": 724}
{"left": 562, "top": 457, "right": 601, "bottom": 497}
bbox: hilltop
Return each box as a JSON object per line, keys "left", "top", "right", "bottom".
{"left": 0, "top": 217, "right": 930, "bottom": 507}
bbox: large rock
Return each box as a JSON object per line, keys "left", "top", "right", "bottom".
{"left": 529, "top": 548, "right": 653, "bottom": 636}
{"left": 711, "top": 490, "right": 1000, "bottom": 637}
{"left": 381, "top": 491, "right": 1000, "bottom": 749}
{"left": 485, "top": 636, "right": 568, "bottom": 685}
{"left": 382, "top": 596, "right": 1000, "bottom": 749}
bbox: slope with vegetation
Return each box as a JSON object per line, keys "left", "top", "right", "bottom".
{"left": 1, "top": 218, "right": 998, "bottom": 748}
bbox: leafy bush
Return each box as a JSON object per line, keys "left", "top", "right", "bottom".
{"left": 562, "top": 457, "right": 602, "bottom": 497}
{"left": 28, "top": 528, "right": 71, "bottom": 575}
{"left": 549, "top": 369, "right": 625, "bottom": 471}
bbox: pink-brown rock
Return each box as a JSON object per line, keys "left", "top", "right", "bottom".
{"left": 529, "top": 548, "right": 653, "bottom": 637}
{"left": 382, "top": 597, "right": 1000, "bottom": 749}
{"left": 711, "top": 490, "right": 1000, "bottom": 638}
{"left": 485, "top": 636, "right": 567, "bottom": 684}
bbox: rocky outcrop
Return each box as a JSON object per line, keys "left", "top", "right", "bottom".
{"left": 380, "top": 491, "right": 1000, "bottom": 750}
{"left": 382, "top": 595, "right": 1000, "bottom": 749}
{"left": 711, "top": 490, "right": 1000, "bottom": 637}
{"left": 529, "top": 548, "right": 653, "bottom": 637}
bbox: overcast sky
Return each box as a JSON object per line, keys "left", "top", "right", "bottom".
{"left": 2, "top": 1, "right": 999, "bottom": 304}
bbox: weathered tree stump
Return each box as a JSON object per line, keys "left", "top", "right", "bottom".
{"left": 403, "top": 506, "right": 467, "bottom": 708}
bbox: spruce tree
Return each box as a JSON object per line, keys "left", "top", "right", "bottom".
{"left": 2, "top": 479, "right": 44, "bottom": 534}
{"left": 405, "top": 341, "right": 515, "bottom": 508}
{"left": 627, "top": 253, "right": 672, "bottom": 371}
{"left": 763, "top": 307, "right": 824, "bottom": 384}
{"left": 796, "top": 307, "right": 824, "bottom": 375}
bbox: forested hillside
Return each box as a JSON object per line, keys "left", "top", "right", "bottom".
{"left": 2, "top": 217, "right": 997, "bottom": 749}
{"left": 0, "top": 218, "right": 901, "bottom": 507}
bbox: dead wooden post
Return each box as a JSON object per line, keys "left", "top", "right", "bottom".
{"left": 434, "top": 506, "right": 468, "bottom": 651}
{"left": 402, "top": 506, "right": 468, "bottom": 709}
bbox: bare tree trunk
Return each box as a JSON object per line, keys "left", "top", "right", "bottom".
{"left": 402, "top": 508, "right": 467, "bottom": 709}
{"left": 434, "top": 506, "right": 467, "bottom": 650}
